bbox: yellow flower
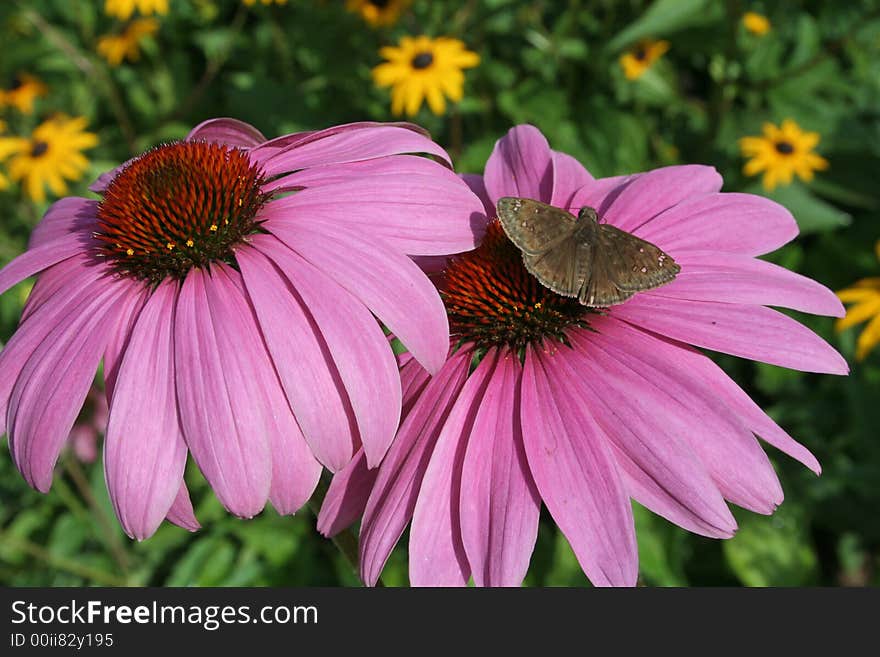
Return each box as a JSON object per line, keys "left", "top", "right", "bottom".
{"left": 739, "top": 119, "right": 829, "bottom": 191}
{"left": 0, "top": 74, "right": 49, "bottom": 115}
{"left": 242, "top": 0, "right": 287, "bottom": 5}
{"left": 104, "top": 0, "right": 168, "bottom": 20}
{"left": 619, "top": 39, "right": 669, "bottom": 80}
{"left": 837, "top": 264, "right": 880, "bottom": 361}
{"left": 0, "top": 120, "right": 7, "bottom": 190}
{"left": 347, "top": 0, "right": 410, "bottom": 27}
{"left": 0, "top": 115, "right": 98, "bottom": 203}
{"left": 742, "top": 12, "right": 771, "bottom": 36}
{"left": 373, "top": 36, "right": 479, "bottom": 116}
{"left": 97, "top": 19, "right": 159, "bottom": 67}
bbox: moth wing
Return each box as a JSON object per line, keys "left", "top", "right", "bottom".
{"left": 497, "top": 196, "right": 580, "bottom": 256}
{"left": 578, "top": 248, "right": 637, "bottom": 307}
{"left": 594, "top": 225, "right": 680, "bottom": 292}
{"left": 523, "top": 236, "right": 592, "bottom": 299}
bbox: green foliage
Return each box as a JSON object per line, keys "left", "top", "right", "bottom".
{"left": 1, "top": 0, "right": 879, "bottom": 587}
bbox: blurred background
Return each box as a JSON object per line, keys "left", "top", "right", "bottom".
{"left": 1, "top": 0, "right": 878, "bottom": 586}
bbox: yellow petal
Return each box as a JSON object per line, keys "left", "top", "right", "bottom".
{"left": 855, "top": 312, "right": 880, "bottom": 360}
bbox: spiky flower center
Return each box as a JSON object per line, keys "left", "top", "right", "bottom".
{"left": 95, "top": 141, "right": 268, "bottom": 284}
{"left": 443, "top": 220, "right": 590, "bottom": 350}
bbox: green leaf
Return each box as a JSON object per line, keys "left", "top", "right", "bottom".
{"left": 723, "top": 506, "right": 818, "bottom": 586}
{"left": 754, "top": 182, "right": 851, "bottom": 234}
{"left": 608, "top": 0, "right": 719, "bottom": 51}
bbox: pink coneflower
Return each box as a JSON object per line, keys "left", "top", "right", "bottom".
{"left": 0, "top": 118, "right": 483, "bottom": 540}
{"left": 318, "top": 125, "right": 848, "bottom": 587}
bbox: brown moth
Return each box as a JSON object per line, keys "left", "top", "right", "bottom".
{"left": 496, "top": 196, "right": 680, "bottom": 307}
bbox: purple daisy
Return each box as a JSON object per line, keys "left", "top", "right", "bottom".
{"left": 0, "top": 118, "right": 483, "bottom": 540}
{"left": 318, "top": 124, "right": 848, "bottom": 587}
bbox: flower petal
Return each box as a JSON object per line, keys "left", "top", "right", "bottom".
{"left": 174, "top": 266, "right": 271, "bottom": 517}
{"left": 266, "top": 220, "right": 449, "bottom": 374}
{"left": 165, "top": 481, "right": 200, "bottom": 532}
{"left": 317, "top": 448, "right": 376, "bottom": 537}
{"left": 27, "top": 197, "right": 98, "bottom": 249}
{"left": 484, "top": 125, "right": 554, "bottom": 205}
{"left": 562, "top": 327, "right": 738, "bottom": 537}
{"left": 652, "top": 251, "right": 844, "bottom": 317}
{"left": 256, "top": 124, "right": 451, "bottom": 177}
{"left": 249, "top": 237, "right": 400, "bottom": 469}
{"left": 408, "top": 349, "right": 493, "bottom": 587}
{"left": 186, "top": 118, "right": 267, "bottom": 148}
{"left": 360, "top": 349, "right": 471, "bottom": 586}
{"left": 237, "top": 240, "right": 358, "bottom": 471}
{"left": 7, "top": 277, "right": 136, "bottom": 492}
{"left": 635, "top": 193, "right": 798, "bottom": 256}
{"left": 571, "top": 323, "right": 783, "bottom": 515}
{"left": 104, "top": 281, "right": 188, "bottom": 540}
{"left": 459, "top": 354, "right": 541, "bottom": 587}
{"left": 262, "top": 157, "right": 484, "bottom": 256}
{"left": 0, "top": 239, "right": 87, "bottom": 298}
{"left": 601, "top": 165, "right": 723, "bottom": 232}
{"left": 520, "top": 345, "right": 637, "bottom": 587}
{"left": 612, "top": 295, "right": 848, "bottom": 375}
{"left": 550, "top": 150, "right": 595, "bottom": 208}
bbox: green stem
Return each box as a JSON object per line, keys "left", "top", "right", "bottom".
{"left": 0, "top": 531, "right": 128, "bottom": 586}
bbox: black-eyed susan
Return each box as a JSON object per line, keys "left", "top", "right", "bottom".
{"left": 347, "top": 0, "right": 410, "bottom": 27}
{"left": 742, "top": 12, "right": 771, "bottom": 35}
{"left": 0, "top": 115, "right": 97, "bottom": 203}
{"left": 242, "top": 0, "right": 288, "bottom": 6}
{"left": 739, "top": 119, "right": 829, "bottom": 191}
{"left": 373, "top": 36, "right": 479, "bottom": 116}
{"left": 104, "top": 0, "right": 168, "bottom": 20}
{"left": 0, "top": 119, "right": 7, "bottom": 191}
{"left": 836, "top": 242, "right": 880, "bottom": 361}
{"left": 619, "top": 39, "right": 669, "bottom": 80}
{"left": 97, "top": 19, "right": 159, "bottom": 67}
{"left": 0, "top": 74, "right": 48, "bottom": 115}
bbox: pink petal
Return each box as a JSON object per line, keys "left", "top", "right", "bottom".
{"left": 251, "top": 239, "right": 401, "bottom": 468}
{"left": 571, "top": 324, "right": 783, "bottom": 516}
{"left": 186, "top": 118, "right": 267, "bottom": 148}
{"left": 646, "top": 332, "right": 822, "bottom": 474}
{"left": 237, "top": 241, "right": 358, "bottom": 471}
{"left": 104, "top": 281, "right": 188, "bottom": 540}
{"left": 103, "top": 284, "right": 150, "bottom": 402}
{"left": 651, "top": 251, "right": 844, "bottom": 317}
{"left": 561, "top": 328, "right": 738, "bottom": 537}
{"left": 174, "top": 267, "right": 271, "bottom": 517}
{"left": 317, "top": 448, "right": 376, "bottom": 537}
{"left": 461, "top": 173, "right": 493, "bottom": 217}
{"left": 166, "top": 481, "right": 200, "bottom": 532}
{"left": 484, "top": 125, "right": 554, "bottom": 205}
{"left": 0, "top": 240, "right": 86, "bottom": 298}
{"left": 520, "top": 346, "right": 637, "bottom": 587}
{"left": 600, "top": 165, "right": 723, "bottom": 232}
{"left": 612, "top": 295, "right": 848, "bottom": 375}
{"left": 28, "top": 197, "right": 98, "bottom": 249}
{"left": 407, "top": 349, "right": 499, "bottom": 587}
{"left": 261, "top": 157, "right": 484, "bottom": 256}
{"left": 266, "top": 220, "right": 449, "bottom": 374}
{"left": 256, "top": 124, "right": 452, "bottom": 177}
{"left": 550, "top": 150, "right": 595, "bottom": 208}
{"left": 359, "top": 349, "right": 472, "bottom": 586}
{"left": 7, "top": 278, "right": 136, "bottom": 492}
{"left": 459, "top": 354, "right": 541, "bottom": 587}
{"left": 635, "top": 193, "right": 798, "bottom": 257}
{"left": 0, "top": 258, "right": 107, "bottom": 436}
{"left": 566, "top": 174, "right": 635, "bottom": 216}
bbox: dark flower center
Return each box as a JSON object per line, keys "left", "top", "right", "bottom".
{"left": 368, "top": 0, "right": 391, "bottom": 7}
{"left": 411, "top": 52, "right": 434, "bottom": 69}
{"left": 775, "top": 140, "right": 795, "bottom": 154}
{"left": 443, "top": 220, "right": 590, "bottom": 350}
{"left": 30, "top": 140, "right": 49, "bottom": 158}
{"left": 94, "top": 141, "right": 269, "bottom": 285}
{"left": 8, "top": 75, "right": 23, "bottom": 91}
{"left": 634, "top": 46, "right": 647, "bottom": 61}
